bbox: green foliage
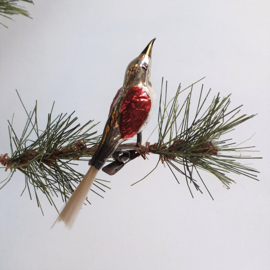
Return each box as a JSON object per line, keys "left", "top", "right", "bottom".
{"left": 148, "top": 78, "right": 260, "bottom": 198}
{"left": 0, "top": 80, "right": 261, "bottom": 212}
{"left": 0, "top": 91, "right": 109, "bottom": 214}
{"left": 0, "top": 0, "right": 33, "bottom": 28}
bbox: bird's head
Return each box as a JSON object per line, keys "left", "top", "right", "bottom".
{"left": 123, "top": 38, "right": 155, "bottom": 91}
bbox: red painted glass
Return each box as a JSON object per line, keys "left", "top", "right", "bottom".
{"left": 120, "top": 86, "right": 151, "bottom": 139}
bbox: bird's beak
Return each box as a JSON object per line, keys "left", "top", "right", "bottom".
{"left": 141, "top": 38, "right": 156, "bottom": 58}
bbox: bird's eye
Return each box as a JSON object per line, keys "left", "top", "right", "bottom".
{"left": 141, "top": 63, "right": 148, "bottom": 70}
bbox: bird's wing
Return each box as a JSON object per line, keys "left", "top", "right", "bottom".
{"left": 109, "top": 87, "right": 122, "bottom": 116}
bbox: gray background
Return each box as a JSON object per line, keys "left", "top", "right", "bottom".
{"left": 0, "top": 1, "right": 269, "bottom": 269}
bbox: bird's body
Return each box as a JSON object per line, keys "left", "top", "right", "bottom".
{"left": 53, "top": 39, "right": 156, "bottom": 228}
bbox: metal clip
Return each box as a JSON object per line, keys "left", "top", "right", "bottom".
{"left": 102, "top": 133, "right": 142, "bottom": 175}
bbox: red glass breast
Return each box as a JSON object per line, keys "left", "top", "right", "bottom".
{"left": 120, "top": 86, "right": 151, "bottom": 139}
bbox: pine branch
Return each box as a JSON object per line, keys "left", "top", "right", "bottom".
{"left": 133, "top": 79, "right": 261, "bottom": 198}
{"left": 0, "top": 0, "right": 33, "bottom": 28}
{"left": 0, "top": 93, "right": 109, "bottom": 214}
{"left": 0, "top": 79, "right": 261, "bottom": 213}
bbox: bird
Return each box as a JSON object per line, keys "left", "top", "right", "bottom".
{"left": 53, "top": 39, "right": 156, "bottom": 228}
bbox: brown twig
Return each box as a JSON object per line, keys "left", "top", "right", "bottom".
{"left": 0, "top": 141, "right": 97, "bottom": 171}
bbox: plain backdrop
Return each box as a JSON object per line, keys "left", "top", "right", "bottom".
{"left": 0, "top": 1, "right": 269, "bottom": 270}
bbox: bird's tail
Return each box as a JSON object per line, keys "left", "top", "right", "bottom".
{"left": 52, "top": 166, "right": 99, "bottom": 229}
